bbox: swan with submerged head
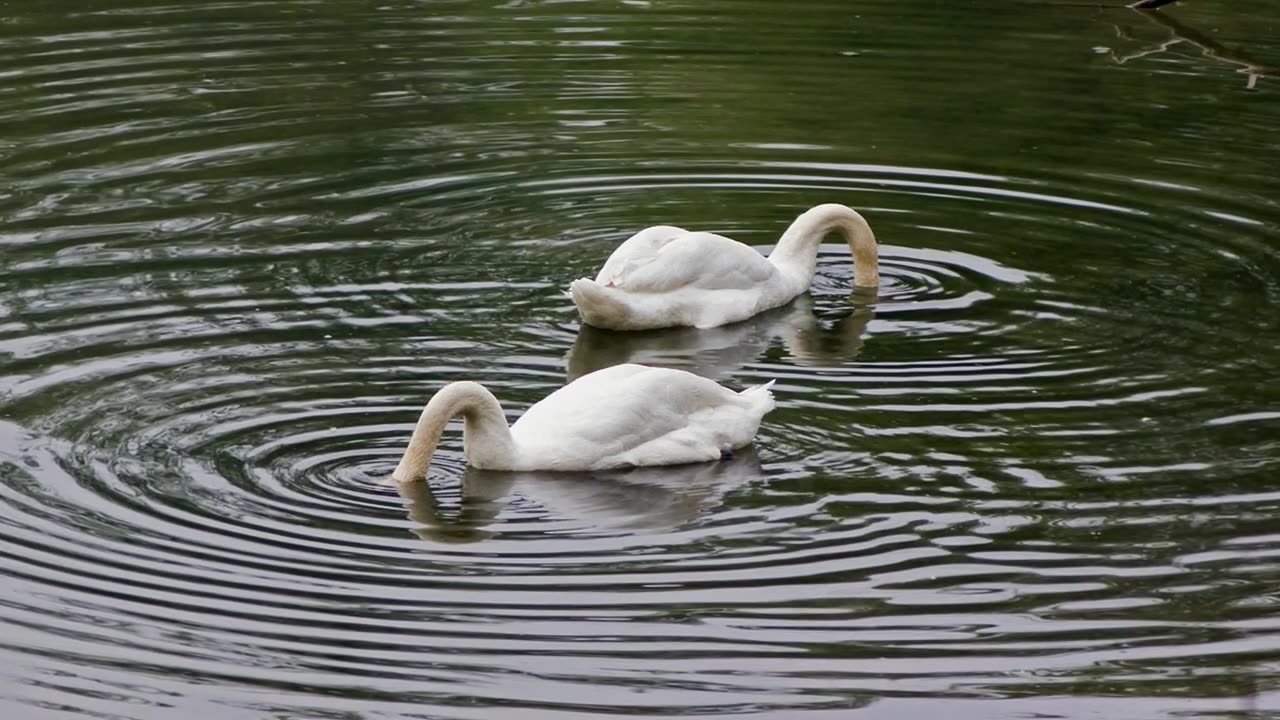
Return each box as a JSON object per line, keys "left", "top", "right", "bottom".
{"left": 570, "top": 203, "right": 879, "bottom": 330}
{"left": 391, "top": 363, "right": 775, "bottom": 483}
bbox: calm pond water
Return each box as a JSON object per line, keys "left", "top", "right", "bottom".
{"left": 2, "top": 0, "right": 1279, "bottom": 717}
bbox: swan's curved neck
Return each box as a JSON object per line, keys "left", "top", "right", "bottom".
{"left": 768, "top": 204, "right": 879, "bottom": 291}
{"left": 392, "top": 381, "right": 516, "bottom": 482}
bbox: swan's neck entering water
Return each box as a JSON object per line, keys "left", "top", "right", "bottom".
{"left": 392, "top": 381, "right": 516, "bottom": 483}
{"left": 768, "top": 203, "right": 879, "bottom": 292}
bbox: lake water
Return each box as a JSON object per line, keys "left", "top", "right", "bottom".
{"left": 2, "top": 1, "right": 1278, "bottom": 718}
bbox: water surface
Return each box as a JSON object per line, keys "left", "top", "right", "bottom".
{"left": 2, "top": 1, "right": 1279, "bottom": 717}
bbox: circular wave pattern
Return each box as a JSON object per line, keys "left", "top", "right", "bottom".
{"left": 2, "top": 1, "right": 1279, "bottom": 718}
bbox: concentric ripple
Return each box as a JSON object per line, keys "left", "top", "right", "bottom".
{"left": 2, "top": 0, "right": 1280, "bottom": 718}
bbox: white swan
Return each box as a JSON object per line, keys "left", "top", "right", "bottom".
{"left": 569, "top": 203, "right": 878, "bottom": 330}
{"left": 391, "top": 363, "right": 775, "bottom": 483}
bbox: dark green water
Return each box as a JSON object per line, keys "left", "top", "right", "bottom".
{"left": 2, "top": 1, "right": 1279, "bottom": 717}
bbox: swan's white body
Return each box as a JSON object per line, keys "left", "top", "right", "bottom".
{"left": 391, "top": 363, "right": 775, "bottom": 483}
{"left": 570, "top": 203, "right": 879, "bottom": 330}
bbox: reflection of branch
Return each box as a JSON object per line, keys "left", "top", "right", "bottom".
{"left": 1111, "top": 7, "right": 1267, "bottom": 89}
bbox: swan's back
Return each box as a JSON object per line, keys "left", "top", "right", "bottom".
{"left": 595, "top": 225, "right": 686, "bottom": 287}
{"left": 599, "top": 231, "right": 777, "bottom": 294}
{"left": 510, "top": 364, "right": 774, "bottom": 470}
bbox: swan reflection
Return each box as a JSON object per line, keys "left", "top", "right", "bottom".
{"left": 395, "top": 446, "right": 763, "bottom": 543}
{"left": 566, "top": 294, "right": 875, "bottom": 382}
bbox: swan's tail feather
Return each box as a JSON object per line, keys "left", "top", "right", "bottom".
{"left": 739, "top": 379, "right": 777, "bottom": 414}
{"left": 570, "top": 278, "right": 633, "bottom": 329}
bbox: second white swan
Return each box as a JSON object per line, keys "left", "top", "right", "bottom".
{"left": 391, "top": 363, "right": 775, "bottom": 483}
{"left": 569, "top": 203, "right": 878, "bottom": 330}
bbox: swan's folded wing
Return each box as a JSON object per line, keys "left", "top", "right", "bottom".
{"left": 608, "top": 232, "right": 777, "bottom": 293}
{"left": 510, "top": 364, "right": 741, "bottom": 462}
{"left": 595, "top": 225, "right": 686, "bottom": 287}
